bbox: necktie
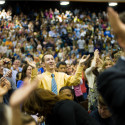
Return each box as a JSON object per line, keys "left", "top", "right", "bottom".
{"left": 51, "top": 74, "right": 57, "bottom": 95}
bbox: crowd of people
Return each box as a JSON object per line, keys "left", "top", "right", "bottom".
{"left": 0, "top": 5, "right": 124, "bottom": 125}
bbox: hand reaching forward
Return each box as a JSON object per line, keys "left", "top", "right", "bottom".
{"left": 0, "top": 86, "right": 8, "bottom": 96}
{"left": 79, "top": 55, "right": 90, "bottom": 66}
{"left": 10, "top": 77, "right": 39, "bottom": 107}
{"left": 0, "top": 78, "right": 11, "bottom": 96}
{"left": 107, "top": 7, "right": 125, "bottom": 49}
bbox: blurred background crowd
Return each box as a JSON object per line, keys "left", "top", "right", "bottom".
{"left": 0, "top": 1, "right": 124, "bottom": 125}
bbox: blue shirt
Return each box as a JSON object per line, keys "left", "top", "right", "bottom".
{"left": 17, "top": 80, "right": 23, "bottom": 88}
{"left": 38, "top": 67, "right": 44, "bottom": 74}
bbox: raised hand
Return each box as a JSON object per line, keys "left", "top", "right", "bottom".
{"left": 26, "top": 59, "right": 36, "bottom": 68}
{"left": 9, "top": 77, "right": 39, "bottom": 107}
{"left": 0, "top": 78, "right": 11, "bottom": 96}
{"left": 94, "top": 49, "right": 99, "bottom": 58}
{"left": 107, "top": 7, "right": 125, "bottom": 49}
{"left": 5, "top": 70, "right": 12, "bottom": 78}
{"left": 0, "top": 86, "right": 9, "bottom": 96}
{"left": 79, "top": 55, "right": 90, "bottom": 66}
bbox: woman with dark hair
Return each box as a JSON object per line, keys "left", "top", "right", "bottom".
{"left": 23, "top": 88, "right": 99, "bottom": 125}
{"left": 17, "top": 64, "right": 32, "bottom": 88}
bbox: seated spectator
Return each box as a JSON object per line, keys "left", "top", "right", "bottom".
{"left": 17, "top": 64, "right": 32, "bottom": 88}
{"left": 3, "top": 58, "right": 18, "bottom": 85}
{"left": 56, "top": 61, "right": 67, "bottom": 73}
{"left": 59, "top": 86, "right": 75, "bottom": 101}
{"left": 90, "top": 95, "right": 115, "bottom": 125}
{"left": 11, "top": 59, "right": 22, "bottom": 72}
{"left": 0, "top": 60, "right": 16, "bottom": 104}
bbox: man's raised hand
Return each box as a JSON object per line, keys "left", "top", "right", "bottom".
{"left": 79, "top": 54, "right": 90, "bottom": 66}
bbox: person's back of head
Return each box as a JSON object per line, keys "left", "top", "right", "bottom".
{"left": 23, "top": 88, "right": 71, "bottom": 117}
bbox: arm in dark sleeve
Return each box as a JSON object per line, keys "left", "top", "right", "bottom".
{"left": 92, "top": 67, "right": 99, "bottom": 77}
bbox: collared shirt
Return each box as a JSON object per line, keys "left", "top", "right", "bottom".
{"left": 11, "top": 67, "right": 22, "bottom": 72}
{"left": 35, "top": 65, "right": 83, "bottom": 94}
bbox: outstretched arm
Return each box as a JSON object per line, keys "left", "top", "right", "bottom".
{"left": 65, "top": 55, "right": 90, "bottom": 86}
{"left": 0, "top": 78, "right": 11, "bottom": 103}
{"left": 107, "top": 7, "right": 125, "bottom": 49}
{"left": 26, "top": 60, "right": 38, "bottom": 80}
{"left": 9, "top": 77, "right": 39, "bottom": 125}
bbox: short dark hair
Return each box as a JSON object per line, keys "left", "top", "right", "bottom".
{"left": 56, "top": 61, "right": 66, "bottom": 68}
{"left": 59, "top": 86, "right": 78, "bottom": 102}
{"left": 42, "top": 51, "right": 54, "bottom": 62}
{"left": 59, "top": 86, "right": 74, "bottom": 96}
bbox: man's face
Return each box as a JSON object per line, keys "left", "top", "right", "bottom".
{"left": 59, "top": 89, "right": 74, "bottom": 100}
{"left": 44, "top": 55, "right": 55, "bottom": 71}
{"left": 67, "top": 64, "right": 73, "bottom": 74}
{"left": 14, "top": 60, "right": 20, "bottom": 67}
{"left": 58, "top": 64, "right": 66, "bottom": 73}
{"left": 98, "top": 104, "right": 112, "bottom": 119}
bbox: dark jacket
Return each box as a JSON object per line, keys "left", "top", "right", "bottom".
{"left": 97, "top": 58, "right": 125, "bottom": 125}
{"left": 46, "top": 100, "right": 99, "bottom": 125}
{"left": 90, "top": 109, "right": 115, "bottom": 125}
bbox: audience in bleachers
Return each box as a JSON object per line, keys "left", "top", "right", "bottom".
{"left": 0, "top": 4, "right": 124, "bottom": 125}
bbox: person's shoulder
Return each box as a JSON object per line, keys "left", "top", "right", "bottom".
{"left": 54, "top": 100, "right": 76, "bottom": 112}
{"left": 55, "top": 100, "right": 74, "bottom": 107}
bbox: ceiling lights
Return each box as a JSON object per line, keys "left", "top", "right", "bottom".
{"left": 0, "top": 0, "right": 5, "bottom": 5}
{"left": 60, "top": 1, "right": 69, "bottom": 5}
{"left": 109, "top": 2, "right": 118, "bottom": 6}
